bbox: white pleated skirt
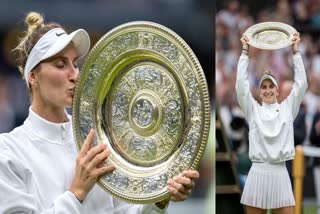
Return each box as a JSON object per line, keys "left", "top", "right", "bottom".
{"left": 240, "top": 162, "right": 295, "bottom": 209}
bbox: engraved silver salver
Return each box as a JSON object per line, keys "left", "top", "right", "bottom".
{"left": 244, "top": 22, "right": 297, "bottom": 50}
{"left": 72, "top": 21, "right": 210, "bottom": 204}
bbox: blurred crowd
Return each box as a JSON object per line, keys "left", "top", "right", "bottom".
{"left": 0, "top": 54, "right": 29, "bottom": 133}
{"left": 216, "top": 0, "right": 320, "bottom": 195}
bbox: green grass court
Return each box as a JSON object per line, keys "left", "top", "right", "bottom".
{"left": 265, "top": 205, "right": 318, "bottom": 214}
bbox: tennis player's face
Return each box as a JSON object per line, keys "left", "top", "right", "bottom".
{"left": 34, "top": 43, "right": 79, "bottom": 108}
{"left": 260, "top": 79, "right": 279, "bottom": 104}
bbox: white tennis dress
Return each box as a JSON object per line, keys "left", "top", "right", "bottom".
{"left": 236, "top": 53, "right": 308, "bottom": 209}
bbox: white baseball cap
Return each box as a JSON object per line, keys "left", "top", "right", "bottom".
{"left": 259, "top": 72, "right": 278, "bottom": 89}
{"left": 24, "top": 28, "right": 90, "bottom": 84}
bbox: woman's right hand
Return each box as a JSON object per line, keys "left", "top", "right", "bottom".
{"left": 240, "top": 35, "right": 249, "bottom": 50}
{"left": 69, "top": 129, "right": 116, "bottom": 202}
{"left": 292, "top": 32, "right": 301, "bottom": 54}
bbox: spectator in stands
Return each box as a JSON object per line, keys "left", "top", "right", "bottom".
{"left": 279, "top": 80, "right": 307, "bottom": 146}
{"left": 236, "top": 33, "right": 308, "bottom": 214}
{"left": 309, "top": 108, "right": 320, "bottom": 214}
{"left": 292, "top": 0, "right": 312, "bottom": 28}
{"left": 310, "top": 109, "right": 320, "bottom": 147}
{"left": 0, "top": 75, "right": 15, "bottom": 133}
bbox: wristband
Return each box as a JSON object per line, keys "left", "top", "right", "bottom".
{"left": 75, "top": 195, "right": 83, "bottom": 204}
{"left": 155, "top": 199, "right": 169, "bottom": 209}
{"left": 242, "top": 49, "right": 248, "bottom": 55}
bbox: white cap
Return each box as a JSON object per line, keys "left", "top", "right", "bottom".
{"left": 259, "top": 73, "right": 278, "bottom": 89}
{"left": 24, "top": 28, "right": 90, "bottom": 84}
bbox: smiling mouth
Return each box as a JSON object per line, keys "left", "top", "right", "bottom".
{"left": 264, "top": 93, "right": 274, "bottom": 98}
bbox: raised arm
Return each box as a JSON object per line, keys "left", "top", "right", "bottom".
{"left": 235, "top": 35, "right": 255, "bottom": 119}
{"left": 285, "top": 32, "right": 308, "bottom": 119}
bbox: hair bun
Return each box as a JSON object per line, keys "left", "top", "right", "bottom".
{"left": 25, "top": 12, "right": 44, "bottom": 35}
{"left": 263, "top": 70, "right": 271, "bottom": 75}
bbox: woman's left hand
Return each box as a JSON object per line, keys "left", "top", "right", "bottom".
{"left": 292, "top": 32, "right": 301, "bottom": 53}
{"left": 154, "top": 169, "right": 200, "bottom": 209}
{"left": 168, "top": 169, "right": 200, "bottom": 201}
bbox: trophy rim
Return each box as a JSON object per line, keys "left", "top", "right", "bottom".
{"left": 244, "top": 22, "right": 297, "bottom": 50}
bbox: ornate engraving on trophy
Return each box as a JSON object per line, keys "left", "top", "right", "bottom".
{"left": 138, "top": 32, "right": 154, "bottom": 49}
{"left": 163, "top": 100, "right": 181, "bottom": 136}
{"left": 135, "top": 66, "right": 162, "bottom": 89}
{"left": 104, "top": 63, "right": 184, "bottom": 167}
{"left": 74, "top": 22, "right": 209, "bottom": 203}
{"left": 127, "top": 178, "right": 143, "bottom": 193}
{"left": 143, "top": 174, "right": 167, "bottom": 193}
{"left": 128, "top": 137, "right": 156, "bottom": 161}
{"left": 132, "top": 99, "right": 154, "bottom": 127}
{"left": 111, "top": 91, "right": 129, "bottom": 126}
{"left": 105, "top": 171, "right": 129, "bottom": 190}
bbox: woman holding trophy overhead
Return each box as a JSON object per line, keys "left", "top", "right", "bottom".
{"left": 236, "top": 27, "right": 308, "bottom": 214}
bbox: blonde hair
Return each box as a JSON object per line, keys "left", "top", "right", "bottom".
{"left": 263, "top": 70, "right": 272, "bottom": 75}
{"left": 13, "top": 12, "right": 62, "bottom": 79}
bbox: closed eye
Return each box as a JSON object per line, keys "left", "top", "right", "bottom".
{"left": 73, "top": 60, "right": 79, "bottom": 69}
{"left": 56, "top": 60, "right": 66, "bottom": 68}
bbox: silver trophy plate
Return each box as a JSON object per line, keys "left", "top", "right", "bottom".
{"left": 72, "top": 21, "right": 210, "bottom": 204}
{"left": 244, "top": 22, "right": 297, "bottom": 50}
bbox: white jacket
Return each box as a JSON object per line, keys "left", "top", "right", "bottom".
{"left": 235, "top": 53, "right": 308, "bottom": 163}
{"left": 0, "top": 108, "right": 167, "bottom": 214}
